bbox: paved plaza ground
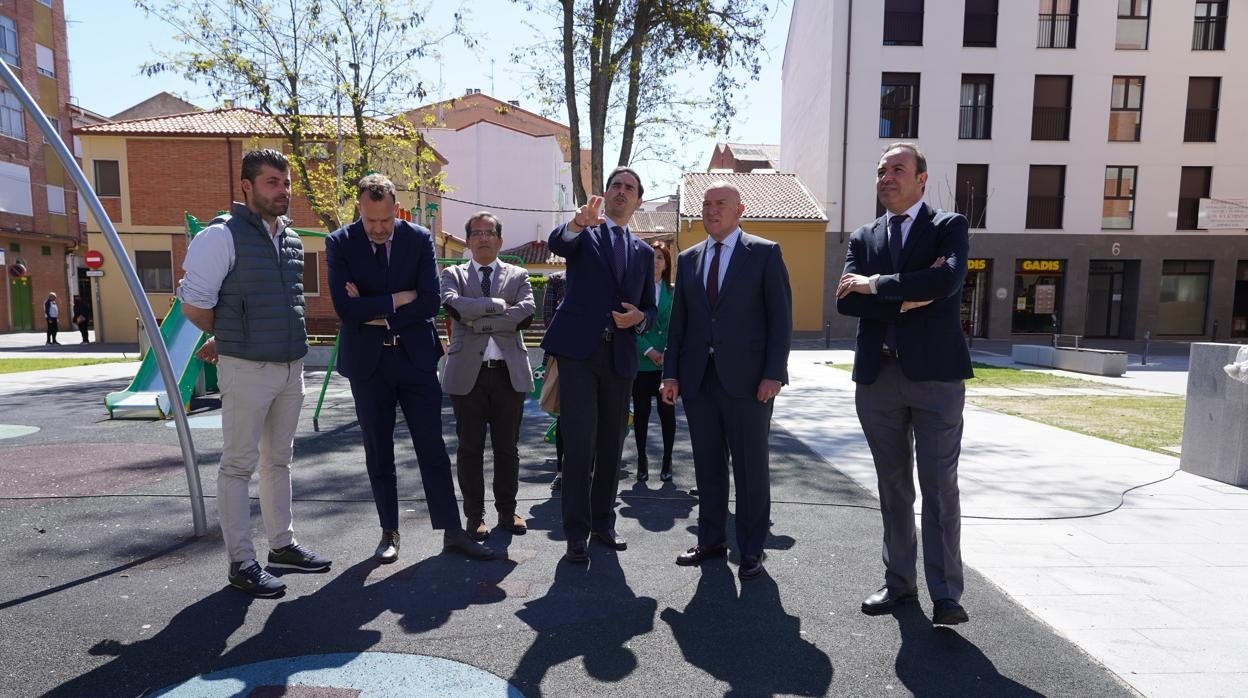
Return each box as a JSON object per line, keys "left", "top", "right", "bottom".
{"left": 0, "top": 333, "right": 1241, "bottom": 696}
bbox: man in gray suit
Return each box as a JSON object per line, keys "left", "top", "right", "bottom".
{"left": 836, "top": 142, "right": 974, "bottom": 626}
{"left": 441, "top": 212, "right": 536, "bottom": 541}
{"left": 660, "top": 181, "right": 792, "bottom": 581}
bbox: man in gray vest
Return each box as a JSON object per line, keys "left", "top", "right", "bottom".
{"left": 180, "top": 149, "right": 331, "bottom": 598}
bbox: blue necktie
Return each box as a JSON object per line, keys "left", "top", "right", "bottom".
{"left": 480, "top": 265, "right": 492, "bottom": 297}
{"left": 611, "top": 225, "right": 626, "bottom": 282}
{"left": 884, "top": 214, "right": 908, "bottom": 350}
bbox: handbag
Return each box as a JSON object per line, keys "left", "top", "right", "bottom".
{"left": 539, "top": 356, "right": 560, "bottom": 414}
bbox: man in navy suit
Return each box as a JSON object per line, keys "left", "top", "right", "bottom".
{"left": 837, "top": 142, "right": 974, "bottom": 626}
{"left": 660, "top": 181, "right": 792, "bottom": 581}
{"left": 541, "top": 166, "right": 657, "bottom": 563}
{"left": 327, "top": 174, "right": 492, "bottom": 564}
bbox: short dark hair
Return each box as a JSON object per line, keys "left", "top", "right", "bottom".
{"left": 240, "top": 149, "right": 289, "bottom": 182}
{"left": 357, "top": 173, "right": 396, "bottom": 202}
{"left": 605, "top": 166, "right": 644, "bottom": 199}
{"left": 882, "top": 142, "right": 927, "bottom": 175}
{"left": 464, "top": 211, "right": 502, "bottom": 237}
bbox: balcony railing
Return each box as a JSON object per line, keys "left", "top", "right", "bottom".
{"left": 1026, "top": 195, "right": 1064, "bottom": 229}
{"left": 1184, "top": 108, "right": 1218, "bottom": 142}
{"left": 1031, "top": 107, "right": 1070, "bottom": 140}
{"left": 958, "top": 105, "right": 992, "bottom": 139}
{"left": 1038, "top": 13, "right": 1076, "bottom": 48}
{"left": 1193, "top": 16, "right": 1226, "bottom": 50}
{"left": 883, "top": 10, "right": 924, "bottom": 45}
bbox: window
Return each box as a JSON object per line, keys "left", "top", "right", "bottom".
{"left": 41, "top": 245, "right": 51, "bottom": 256}
{"left": 1184, "top": 77, "right": 1220, "bottom": 142}
{"left": 0, "top": 16, "right": 16, "bottom": 66}
{"left": 1026, "top": 165, "right": 1065, "bottom": 229}
{"left": 1158, "top": 260, "right": 1211, "bottom": 335}
{"left": 46, "top": 184, "right": 65, "bottom": 215}
{"left": 1108, "top": 76, "right": 1144, "bottom": 142}
{"left": 304, "top": 251, "right": 320, "bottom": 295}
{"left": 883, "top": 0, "right": 924, "bottom": 46}
{"left": 1102, "top": 166, "right": 1137, "bottom": 230}
{"left": 955, "top": 164, "right": 989, "bottom": 228}
{"left": 879, "top": 73, "right": 920, "bottom": 138}
{"left": 35, "top": 44, "right": 55, "bottom": 78}
{"left": 1031, "top": 75, "right": 1072, "bottom": 141}
{"left": 0, "top": 89, "right": 22, "bottom": 140}
{"left": 93, "top": 160, "right": 121, "bottom": 197}
{"left": 1177, "top": 166, "right": 1212, "bottom": 231}
{"left": 963, "top": 0, "right": 998, "bottom": 46}
{"left": 1038, "top": 0, "right": 1077, "bottom": 48}
{"left": 8, "top": 242, "right": 18, "bottom": 252}
{"left": 135, "top": 251, "right": 174, "bottom": 293}
{"left": 959, "top": 74, "right": 993, "bottom": 139}
{"left": 1116, "top": 0, "right": 1149, "bottom": 49}
{"left": 1013, "top": 258, "right": 1065, "bottom": 334}
{"left": 1193, "top": 1, "right": 1228, "bottom": 50}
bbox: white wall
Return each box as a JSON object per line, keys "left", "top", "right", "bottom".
{"left": 422, "top": 122, "right": 572, "bottom": 244}
{"left": 783, "top": 0, "right": 1248, "bottom": 237}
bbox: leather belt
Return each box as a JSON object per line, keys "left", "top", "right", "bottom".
{"left": 482, "top": 359, "right": 506, "bottom": 369}
{"left": 382, "top": 335, "right": 401, "bottom": 347}
{"left": 881, "top": 346, "right": 899, "bottom": 359}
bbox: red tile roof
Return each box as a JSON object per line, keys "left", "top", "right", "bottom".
{"left": 500, "top": 240, "right": 565, "bottom": 266}
{"left": 680, "top": 172, "right": 826, "bottom": 221}
{"left": 75, "top": 107, "right": 407, "bottom": 138}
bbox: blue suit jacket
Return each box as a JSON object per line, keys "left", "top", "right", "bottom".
{"left": 326, "top": 219, "right": 444, "bottom": 381}
{"left": 837, "top": 203, "right": 974, "bottom": 385}
{"left": 540, "top": 222, "right": 657, "bottom": 378}
{"left": 663, "top": 231, "right": 792, "bottom": 398}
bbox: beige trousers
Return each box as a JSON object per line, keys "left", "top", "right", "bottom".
{"left": 216, "top": 355, "right": 305, "bottom": 563}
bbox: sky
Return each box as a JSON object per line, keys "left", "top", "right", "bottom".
{"left": 64, "top": 0, "right": 792, "bottom": 200}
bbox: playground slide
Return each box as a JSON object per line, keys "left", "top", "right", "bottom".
{"left": 105, "top": 297, "right": 212, "bottom": 419}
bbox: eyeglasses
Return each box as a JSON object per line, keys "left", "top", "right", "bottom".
{"left": 468, "top": 230, "right": 498, "bottom": 239}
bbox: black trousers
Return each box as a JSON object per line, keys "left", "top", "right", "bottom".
{"left": 450, "top": 364, "right": 526, "bottom": 523}
{"left": 46, "top": 317, "right": 58, "bottom": 343}
{"left": 556, "top": 338, "right": 631, "bottom": 542}
{"left": 631, "top": 369, "right": 675, "bottom": 465}
{"left": 349, "top": 346, "right": 461, "bottom": 532}
{"left": 77, "top": 320, "right": 89, "bottom": 343}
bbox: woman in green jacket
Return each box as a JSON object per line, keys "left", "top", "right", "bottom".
{"left": 632, "top": 241, "right": 676, "bottom": 481}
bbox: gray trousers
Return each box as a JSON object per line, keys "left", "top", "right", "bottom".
{"left": 855, "top": 357, "right": 965, "bottom": 602}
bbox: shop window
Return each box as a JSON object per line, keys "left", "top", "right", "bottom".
{"left": 1158, "top": 260, "right": 1210, "bottom": 335}
{"left": 1012, "top": 258, "right": 1065, "bottom": 334}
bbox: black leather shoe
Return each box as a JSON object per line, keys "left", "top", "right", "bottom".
{"left": 861, "top": 585, "right": 918, "bottom": 615}
{"left": 564, "top": 540, "right": 589, "bottom": 563}
{"left": 374, "top": 529, "right": 400, "bottom": 564}
{"left": 443, "top": 529, "right": 493, "bottom": 560}
{"left": 675, "top": 544, "right": 728, "bottom": 566}
{"left": 932, "top": 599, "right": 969, "bottom": 626}
{"left": 591, "top": 529, "right": 627, "bottom": 551}
{"left": 738, "top": 554, "right": 765, "bottom": 580}
{"left": 636, "top": 453, "right": 649, "bottom": 482}
{"left": 659, "top": 460, "right": 672, "bottom": 481}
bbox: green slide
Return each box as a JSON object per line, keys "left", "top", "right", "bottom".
{"left": 104, "top": 297, "right": 213, "bottom": 419}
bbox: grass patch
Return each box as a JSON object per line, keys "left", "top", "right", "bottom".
{"left": 967, "top": 395, "right": 1184, "bottom": 455}
{"left": 831, "top": 361, "right": 1121, "bottom": 390}
{"left": 0, "top": 357, "right": 135, "bottom": 375}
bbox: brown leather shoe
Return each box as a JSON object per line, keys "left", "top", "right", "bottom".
{"left": 499, "top": 513, "right": 527, "bottom": 534}
{"left": 443, "top": 528, "right": 494, "bottom": 560}
{"left": 466, "top": 519, "right": 489, "bottom": 541}
{"left": 374, "top": 529, "right": 400, "bottom": 564}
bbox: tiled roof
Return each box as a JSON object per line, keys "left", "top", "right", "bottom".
{"left": 76, "top": 108, "right": 407, "bottom": 138}
{"left": 679, "top": 172, "right": 826, "bottom": 221}
{"left": 627, "top": 211, "right": 677, "bottom": 235}
{"left": 725, "top": 142, "right": 780, "bottom": 165}
{"left": 500, "top": 240, "right": 565, "bottom": 266}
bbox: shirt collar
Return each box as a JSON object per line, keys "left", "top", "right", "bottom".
{"left": 470, "top": 259, "right": 499, "bottom": 274}
{"left": 706, "top": 227, "right": 742, "bottom": 251}
{"left": 887, "top": 201, "right": 924, "bottom": 227}
{"left": 602, "top": 215, "right": 629, "bottom": 235}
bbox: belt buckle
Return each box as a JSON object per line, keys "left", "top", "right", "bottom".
{"left": 881, "top": 346, "right": 899, "bottom": 359}
{"left": 483, "top": 359, "right": 503, "bottom": 369}
{"left": 382, "top": 335, "right": 400, "bottom": 347}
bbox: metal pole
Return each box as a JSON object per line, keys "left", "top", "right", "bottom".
{"left": 1142, "top": 329, "right": 1151, "bottom": 366}
{"left": 0, "top": 62, "right": 208, "bottom": 536}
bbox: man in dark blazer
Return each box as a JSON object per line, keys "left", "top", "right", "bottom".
{"left": 660, "top": 181, "right": 792, "bottom": 581}
{"left": 326, "top": 174, "right": 492, "bottom": 564}
{"left": 541, "top": 166, "right": 657, "bottom": 564}
{"left": 836, "top": 142, "right": 974, "bottom": 626}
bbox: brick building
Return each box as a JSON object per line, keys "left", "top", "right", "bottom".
{"left": 0, "top": 0, "right": 81, "bottom": 333}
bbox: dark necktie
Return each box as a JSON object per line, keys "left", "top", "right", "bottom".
{"left": 706, "top": 241, "right": 723, "bottom": 306}
{"left": 480, "top": 265, "right": 492, "bottom": 297}
{"left": 374, "top": 242, "right": 388, "bottom": 277}
{"left": 611, "top": 225, "right": 627, "bottom": 282}
{"left": 885, "top": 214, "right": 908, "bottom": 350}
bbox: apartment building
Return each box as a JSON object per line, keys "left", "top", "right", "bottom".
{"left": 783, "top": 0, "right": 1247, "bottom": 341}
{"left": 0, "top": 0, "right": 81, "bottom": 333}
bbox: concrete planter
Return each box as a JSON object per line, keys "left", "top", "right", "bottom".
{"left": 1181, "top": 342, "right": 1248, "bottom": 487}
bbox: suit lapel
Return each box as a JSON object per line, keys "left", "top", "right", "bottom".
{"left": 870, "top": 216, "right": 892, "bottom": 273}
{"left": 714, "top": 232, "right": 751, "bottom": 307}
{"left": 898, "top": 203, "right": 932, "bottom": 270}
{"left": 691, "top": 242, "right": 710, "bottom": 311}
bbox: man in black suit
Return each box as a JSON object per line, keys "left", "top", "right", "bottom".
{"left": 836, "top": 142, "right": 974, "bottom": 626}
{"left": 326, "top": 174, "right": 492, "bottom": 564}
{"left": 541, "top": 167, "right": 657, "bottom": 564}
{"left": 660, "top": 181, "right": 792, "bottom": 581}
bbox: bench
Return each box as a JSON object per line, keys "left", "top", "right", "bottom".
{"left": 1011, "top": 342, "right": 1128, "bottom": 377}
